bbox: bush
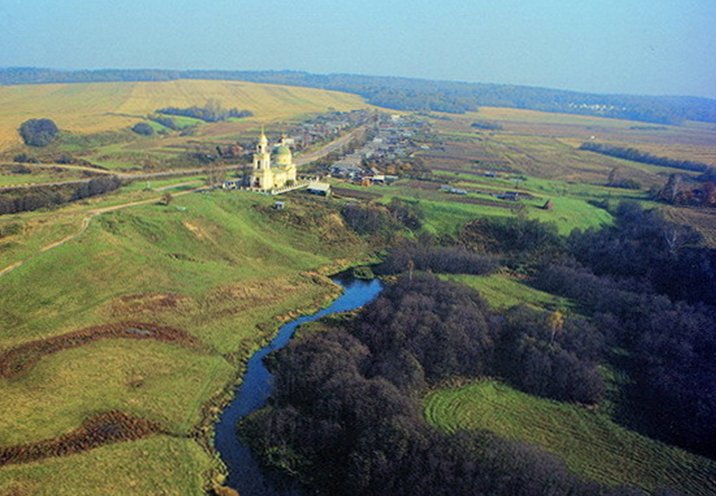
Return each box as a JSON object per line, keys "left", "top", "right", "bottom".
{"left": 18, "top": 118, "right": 58, "bottom": 147}
{"left": 13, "top": 153, "right": 39, "bottom": 164}
{"left": 10, "top": 164, "right": 32, "bottom": 174}
{"left": 131, "top": 122, "right": 155, "bottom": 135}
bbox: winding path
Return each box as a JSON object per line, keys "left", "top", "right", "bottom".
{"left": 0, "top": 187, "right": 201, "bottom": 278}
{"left": 0, "top": 128, "right": 365, "bottom": 278}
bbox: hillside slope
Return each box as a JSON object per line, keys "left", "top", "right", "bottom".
{"left": 0, "top": 189, "right": 368, "bottom": 495}
{"left": 0, "top": 79, "right": 367, "bottom": 150}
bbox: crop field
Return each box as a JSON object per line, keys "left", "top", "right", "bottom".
{"left": 425, "top": 109, "right": 716, "bottom": 187}
{"left": 424, "top": 381, "right": 716, "bottom": 496}
{"left": 464, "top": 108, "right": 716, "bottom": 165}
{"left": 0, "top": 80, "right": 367, "bottom": 172}
{"left": 427, "top": 125, "right": 689, "bottom": 189}
{"left": 0, "top": 79, "right": 368, "bottom": 160}
{"left": 0, "top": 186, "right": 368, "bottom": 495}
{"left": 404, "top": 108, "right": 716, "bottom": 244}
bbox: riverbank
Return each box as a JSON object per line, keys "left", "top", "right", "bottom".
{"left": 213, "top": 276, "right": 383, "bottom": 495}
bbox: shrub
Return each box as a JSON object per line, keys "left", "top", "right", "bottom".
{"left": 131, "top": 122, "right": 155, "bottom": 136}
{"left": 18, "top": 118, "right": 58, "bottom": 147}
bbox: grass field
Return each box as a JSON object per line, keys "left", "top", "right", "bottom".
{"left": 0, "top": 187, "right": 368, "bottom": 495}
{"left": 0, "top": 436, "right": 212, "bottom": 496}
{"left": 424, "top": 381, "right": 716, "bottom": 496}
{"left": 442, "top": 273, "right": 570, "bottom": 310}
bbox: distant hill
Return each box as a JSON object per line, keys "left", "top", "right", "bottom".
{"left": 2, "top": 67, "right": 716, "bottom": 125}
{"left": 0, "top": 78, "right": 366, "bottom": 150}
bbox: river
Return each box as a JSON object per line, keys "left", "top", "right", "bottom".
{"left": 213, "top": 276, "right": 384, "bottom": 495}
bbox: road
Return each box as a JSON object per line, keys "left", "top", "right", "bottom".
{"left": 0, "top": 127, "right": 365, "bottom": 277}
{"left": 0, "top": 127, "right": 364, "bottom": 192}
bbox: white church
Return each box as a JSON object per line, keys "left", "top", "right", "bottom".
{"left": 248, "top": 130, "right": 297, "bottom": 190}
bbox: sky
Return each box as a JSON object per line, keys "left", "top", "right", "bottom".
{"left": 1, "top": 0, "right": 715, "bottom": 99}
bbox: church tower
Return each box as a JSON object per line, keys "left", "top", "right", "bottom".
{"left": 251, "top": 129, "right": 273, "bottom": 188}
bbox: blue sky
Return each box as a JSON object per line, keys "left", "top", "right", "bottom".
{"left": 1, "top": 0, "right": 714, "bottom": 98}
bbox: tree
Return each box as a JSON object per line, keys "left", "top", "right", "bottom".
{"left": 18, "top": 118, "right": 58, "bottom": 147}
{"left": 547, "top": 310, "right": 565, "bottom": 344}
{"left": 131, "top": 122, "right": 155, "bottom": 135}
{"left": 660, "top": 174, "right": 682, "bottom": 203}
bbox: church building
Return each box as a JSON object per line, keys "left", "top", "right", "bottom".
{"left": 249, "top": 130, "right": 297, "bottom": 190}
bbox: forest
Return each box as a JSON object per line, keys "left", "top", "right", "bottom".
{"left": 240, "top": 200, "right": 715, "bottom": 495}
{"left": 3, "top": 67, "right": 716, "bottom": 125}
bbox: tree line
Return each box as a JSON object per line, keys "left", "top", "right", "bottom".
{"left": 0, "top": 176, "right": 122, "bottom": 216}
{"left": 579, "top": 142, "right": 713, "bottom": 173}
{"left": 155, "top": 100, "right": 252, "bottom": 123}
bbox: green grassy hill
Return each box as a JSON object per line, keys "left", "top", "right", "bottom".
{"left": 0, "top": 189, "right": 368, "bottom": 495}
{"left": 424, "top": 381, "right": 716, "bottom": 496}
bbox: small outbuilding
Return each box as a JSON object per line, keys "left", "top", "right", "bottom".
{"left": 307, "top": 182, "right": 331, "bottom": 196}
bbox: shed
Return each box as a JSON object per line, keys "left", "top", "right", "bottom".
{"left": 307, "top": 182, "right": 331, "bottom": 196}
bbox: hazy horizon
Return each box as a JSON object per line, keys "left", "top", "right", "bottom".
{"left": 1, "top": 0, "right": 714, "bottom": 100}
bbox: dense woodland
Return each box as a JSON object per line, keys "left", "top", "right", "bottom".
{"left": 3, "top": 68, "right": 716, "bottom": 124}
{"left": 243, "top": 277, "right": 671, "bottom": 496}
{"left": 241, "top": 200, "right": 715, "bottom": 495}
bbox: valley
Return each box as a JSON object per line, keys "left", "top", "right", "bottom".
{"left": 1, "top": 78, "right": 715, "bottom": 496}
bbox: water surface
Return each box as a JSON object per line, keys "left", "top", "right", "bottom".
{"left": 214, "top": 277, "right": 383, "bottom": 495}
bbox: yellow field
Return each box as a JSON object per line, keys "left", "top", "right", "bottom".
{"left": 0, "top": 79, "right": 368, "bottom": 150}
{"left": 461, "top": 107, "right": 716, "bottom": 167}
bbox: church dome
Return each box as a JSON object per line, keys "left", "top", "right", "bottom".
{"left": 272, "top": 145, "right": 292, "bottom": 165}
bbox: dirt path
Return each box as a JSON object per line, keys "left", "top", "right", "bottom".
{"left": 0, "top": 187, "right": 202, "bottom": 278}
{"left": 0, "top": 129, "right": 363, "bottom": 278}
